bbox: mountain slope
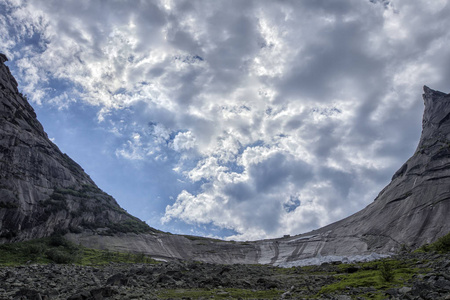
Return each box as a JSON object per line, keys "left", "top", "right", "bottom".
{"left": 1, "top": 53, "right": 449, "bottom": 266}
{"left": 0, "top": 53, "right": 155, "bottom": 242}
{"left": 308, "top": 86, "right": 450, "bottom": 250}
{"left": 65, "top": 84, "right": 450, "bottom": 266}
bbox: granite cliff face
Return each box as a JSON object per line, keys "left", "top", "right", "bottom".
{"left": 305, "top": 86, "right": 450, "bottom": 253}
{"left": 61, "top": 84, "right": 450, "bottom": 266}
{"left": 65, "top": 84, "right": 450, "bottom": 266}
{"left": 0, "top": 54, "right": 155, "bottom": 242}
{"left": 1, "top": 53, "right": 449, "bottom": 266}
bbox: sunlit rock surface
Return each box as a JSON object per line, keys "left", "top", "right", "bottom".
{"left": 1, "top": 53, "right": 449, "bottom": 266}
{"left": 65, "top": 84, "right": 450, "bottom": 266}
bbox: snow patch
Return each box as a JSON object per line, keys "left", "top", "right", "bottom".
{"left": 276, "top": 252, "right": 390, "bottom": 267}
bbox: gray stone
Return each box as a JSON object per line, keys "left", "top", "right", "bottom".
{"left": 64, "top": 85, "right": 450, "bottom": 266}
{"left": 0, "top": 53, "right": 157, "bottom": 243}
{"left": 106, "top": 273, "right": 129, "bottom": 286}
{"left": 0, "top": 53, "right": 449, "bottom": 267}
{"left": 399, "top": 286, "right": 412, "bottom": 294}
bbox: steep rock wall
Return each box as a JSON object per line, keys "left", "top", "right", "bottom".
{"left": 0, "top": 54, "right": 155, "bottom": 242}
{"left": 66, "top": 87, "right": 450, "bottom": 266}
{"left": 1, "top": 53, "right": 449, "bottom": 266}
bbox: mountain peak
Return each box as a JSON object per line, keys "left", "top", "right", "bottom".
{"left": 1, "top": 54, "right": 449, "bottom": 266}
{"left": 0, "top": 54, "right": 153, "bottom": 241}
{"left": 423, "top": 85, "right": 448, "bottom": 99}
{"left": 0, "top": 53, "right": 19, "bottom": 96}
{"left": 419, "top": 85, "right": 450, "bottom": 152}
{"left": 0, "top": 53, "right": 7, "bottom": 63}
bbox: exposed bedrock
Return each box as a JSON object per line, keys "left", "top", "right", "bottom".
{"left": 0, "top": 53, "right": 449, "bottom": 266}
{"left": 0, "top": 54, "right": 158, "bottom": 243}
{"left": 64, "top": 87, "right": 450, "bottom": 266}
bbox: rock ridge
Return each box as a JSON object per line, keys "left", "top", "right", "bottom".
{"left": 0, "top": 54, "right": 156, "bottom": 242}
{"left": 1, "top": 53, "right": 449, "bottom": 266}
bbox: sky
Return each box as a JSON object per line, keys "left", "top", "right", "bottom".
{"left": 1, "top": 0, "right": 450, "bottom": 241}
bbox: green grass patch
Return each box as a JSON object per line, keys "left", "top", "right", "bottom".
{"left": 274, "top": 266, "right": 296, "bottom": 275}
{"left": 318, "top": 259, "right": 418, "bottom": 297}
{"left": 0, "top": 236, "right": 79, "bottom": 265}
{"left": 79, "top": 248, "right": 158, "bottom": 265}
{"left": 157, "top": 288, "right": 283, "bottom": 299}
{"left": 417, "top": 231, "right": 450, "bottom": 253}
{"left": 0, "top": 236, "right": 159, "bottom": 266}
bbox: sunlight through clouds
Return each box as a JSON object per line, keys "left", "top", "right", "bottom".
{"left": 2, "top": 0, "right": 450, "bottom": 240}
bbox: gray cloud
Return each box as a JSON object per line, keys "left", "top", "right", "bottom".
{"left": 2, "top": 0, "right": 450, "bottom": 240}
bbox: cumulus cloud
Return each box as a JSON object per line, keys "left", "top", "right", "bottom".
{"left": 2, "top": 0, "right": 450, "bottom": 240}
{"left": 172, "top": 131, "right": 196, "bottom": 152}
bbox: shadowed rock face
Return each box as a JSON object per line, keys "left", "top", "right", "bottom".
{"left": 0, "top": 53, "right": 449, "bottom": 266}
{"left": 0, "top": 54, "right": 156, "bottom": 242}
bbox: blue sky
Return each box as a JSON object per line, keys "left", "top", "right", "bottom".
{"left": 1, "top": 0, "right": 450, "bottom": 240}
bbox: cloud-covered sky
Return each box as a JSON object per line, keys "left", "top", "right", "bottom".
{"left": 1, "top": 0, "right": 450, "bottom": 240}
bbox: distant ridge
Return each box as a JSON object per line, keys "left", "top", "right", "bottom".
{"left": 1, "top": 53, "right": 449, "bottom": 265}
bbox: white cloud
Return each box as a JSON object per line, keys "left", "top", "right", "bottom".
{"left": 2, "top": 0, "right": 450, "bottom": 240}
{"left": 172, "top": 131, "right": 196, "bottom": 152}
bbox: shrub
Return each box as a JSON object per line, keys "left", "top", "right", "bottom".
{"left": 134, "top": 253, "right": 146, "bottom": 263}
{"left": 23, "top": 243, "right": 46, "bottom": 262}
{"left": 417, "top": 232, "right": 450, "bottom": 253}
{"left": 379, "top": 260, "right": 394, "bottom": 282}
{"left": 46, "top": 248, "right": 76, "bottom": 264}
{"left": 432, "top": 232, "right": 450, "bottom": 253}
{"left": 102, "top": 249, "right": 114, "bottom": 260}
{"left": 107, "top": 219, "right": 151, "bottom": 234}
{"left": 49, "top": 235, "right": 69, "bottom": 247}
{"left": 24, "top": 243, "right": 45, "bottom": 256}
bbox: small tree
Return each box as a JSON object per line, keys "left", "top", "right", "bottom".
{"left": 379, "top": 260, "right": 394, "bottom": 282}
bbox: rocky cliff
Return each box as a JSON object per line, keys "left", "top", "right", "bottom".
{"left": 0, "top": 54, "right": 156, "bottom": 242}
{"left": 1, "top": 53, "right": 449, "bottom": 266}
{"left": 64, "top": 84, "right": 450, "bottom": 266}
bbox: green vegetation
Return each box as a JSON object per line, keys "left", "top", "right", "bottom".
{"left": 157, "top": 288, "right": 283, "bottom": 299}
{"left": 418, "top": 231, "right": 450, "bottom": 253}
{"left": 37, "top": 185, "right": 156, "bottom": 234}
{"left": 182, "top": 235, "right": 224, "bottom": 242}
{"left": 0, "top": 236, "right": 158, "bottom": 266}
{"left": 379, "top": 260, "right": 394, "bottom": 282}
{"left": 55, "top": 184, "right": 108, "bottom": 198}
{"left": 0, "top": 236, "right": 79, "bottom": 265}
{"left": 318, "top": 259, "right": 419, "bottom": 298}
{"left": 40, "top": 197, "right": 68, "bottom": 213}
{"left": 2, "top": 233, "right": 449, "bottom": 298}
{"left": 50, "top": 191, "right": 66, "bottom": 201}
{"left": 105, "top": 218, "right": 153, "bottom": 234}
{"left": 78, "top": 248, "right": 156, "bottom": 265}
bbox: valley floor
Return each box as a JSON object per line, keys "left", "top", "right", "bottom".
{"left": 1, "top": 251, "right": 450, "bottom": 300}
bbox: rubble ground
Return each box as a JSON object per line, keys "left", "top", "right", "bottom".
{"left": 1, "top": 235, "right": 450, "bottom": 299}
